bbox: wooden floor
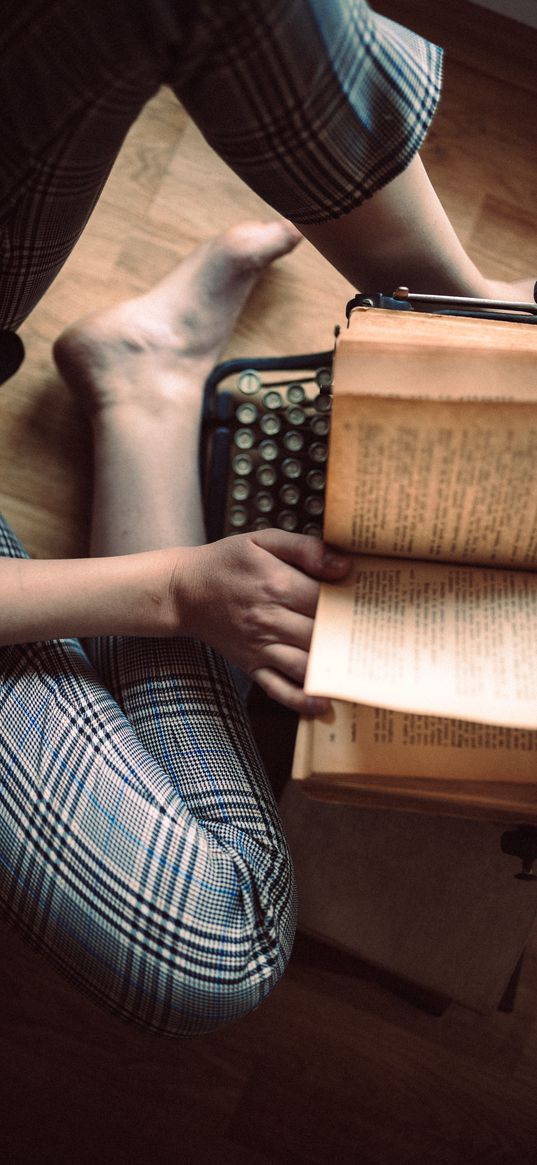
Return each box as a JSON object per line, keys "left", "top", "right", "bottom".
{"left": 2, "top": 2, "right": 537, "bottom": 1162}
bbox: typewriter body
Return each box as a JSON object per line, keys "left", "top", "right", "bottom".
{"left": 201, "top": 287, "right": 537, "bottom": 543}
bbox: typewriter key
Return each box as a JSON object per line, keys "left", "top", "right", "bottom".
{"left": 310, "top": 415, "right": 329, "bottom": 436}
{"left": 277, "top": 511, "right": 298, "bottom": 531}
{"left": 234, "top": 427, "right": 255, "bottom": 449}
{"left": 306, "top": 469, "right": 325, "bottom": 491}
{"left": 232, "top": 480, "right": 251, "bottom": 501}
{"left": 287, "top": 383, "right": 306, "bottom": 404}
{"left": 257, "top": 464, "right": 277, "bottom": 486}
{"left": 304, "top": 522, "right": 323, "bottom": 537}
{"left": 236, "top": 402, "right": 258, "bottom": 425}
{"left": 238, "top": 369, "right": 262, "bottom": 395}
{"left": 232, "top": 453, "right": 253, "bottom": 476}
{"left": 260, "top": 413, "right": 281, "bottom": 436}
{"left": 286, "top": 405, "right": 306, "bottom": 426}
{"left": 305, "top": 495, "right": 324, "bottom": 516}
{"left": 309, "top": 442, "right": 328, "bottom": 463}
{"left": 263, "top": 390, "right": 282, "bottom": 410}
{"left": 259, "top": 439, "right": 279, "bottom": 461}
{"left": 279, "top": 483, "right": 300, "bottom": 506}
{"left": 283, "top": 430, "right": 304, "bottom": 453}
{"left": 315, "top": 367, "right": 332, "bottom": 390}
{"left": 255, "top": 491, "right": 275, "bottom": 514}
{"left": 252, "top": 517, "right": 271, "bottom": 530}
{"left": 282, "top": 457, "right": 302, "bottom": 480}
{"left": 229, "top": 506, "right": 248, "bottom": 528}
{"left": 315, "top": 392, "right": 332, "bottom": 412}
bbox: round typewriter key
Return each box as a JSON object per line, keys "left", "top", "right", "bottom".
{"left": 287, "top": 383, "right": 305, "bottom": 404}
{"left": 306, "top": 469, "right": 325, "bottom": 491}
{"left": 305, "top": 494, "right": 324, "bottom": 516}
{"left": 255, "top": 491, "right": 275, "bottom": 514}
{"left": 286, "top": 405, "right": 306, "bottom": 426}
{"left": 315, "top": 367, "right": 332, "bottom": 390}
{"left": 234, "top": 427, "right": 255, "bottom": 449}
{"left": 232, "top": 453, "right": 253, "bottom": 476}
{"left": 304, "top": 522, "right": 323, "bottom": 538}
{"left": 309, "top": 441, "right": 328, "bottom": 463}
{"left": 283, "top": 430, "right": 304, "bottom": 453}
{"left": 263, "top": 390, "right": 282, "bottom": 410}
{"left": 238, "top": 369, "right": 261, "bottom": 395}
{"left": 310, "top": 415, "right": 330, "bottom": 436}
{"left": 232, "top": 480, "right": 251, "bottom": 501}
{"left": 229, "top": 506, "right": 248, "bottom": 528}
{"left": 279, "top": 483, "right": 300, "bottom": 506}
{"left": 259, "top": 438, "right": 279, "bottom": 461}
{"left": 282, "top": 457, "right": 302, "bottom": 480}
{"left": 277, "top": 510, "right": 298, "bottom": 531}
{"left": 256, "top": 464, "right": 277, "bottom": 487}
{"left": 260, "top": 413, "right": 281, "bottom": 436}
{"left": 252, "top": 517, "right": 271, "bottom": 531}
{"left": 236, "top": 402, "right": 258, "bottom": 425}
{"left": 314, "top": 392, "right": 332, "bottom": 412}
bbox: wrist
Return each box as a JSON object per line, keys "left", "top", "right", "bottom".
{"left": 124, "top": 548, "right": 180, "bottom": 638}
{"left": 157, "top": 545, "right": 202, "bottom": 641}
{"left": 106, "top": 547, "right": 199, "bottom": 640}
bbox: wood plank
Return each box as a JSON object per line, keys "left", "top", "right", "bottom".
{"left": 2, "top": 3, "right": 537, "bottom": 1160}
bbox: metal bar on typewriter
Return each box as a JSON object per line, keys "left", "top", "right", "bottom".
{"left": 392, "top": 284, "right": 537, "bottom": 315}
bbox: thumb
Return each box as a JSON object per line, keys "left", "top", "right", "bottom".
{"left": 250, "top": 529, "right": 350, "bottom": 580}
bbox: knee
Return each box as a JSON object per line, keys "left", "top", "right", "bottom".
{"left": 115, "top": 945, "right": 291, "bottom": 1037}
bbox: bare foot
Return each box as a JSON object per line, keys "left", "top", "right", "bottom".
{"left": 53, "top": 219, "right": 301, "bottom": 413}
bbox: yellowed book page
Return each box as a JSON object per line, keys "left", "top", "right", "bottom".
{"left": 325, "top": 396, "right": 537, "bottom": 567}
{"left": 292, "top": 715, "right": 313, "bottom": 780}
{"left": 305, "top": 556, "right": 537, "bottom": 728}
{"left": 293, "top": 700, "right": 537, "bottom": 783}
{"left": 337, "top": 307, "right": 537, "bottom": 403}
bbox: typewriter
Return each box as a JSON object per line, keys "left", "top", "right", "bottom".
{"left": 200, "top": 286, "right": 537, "bottom": 543}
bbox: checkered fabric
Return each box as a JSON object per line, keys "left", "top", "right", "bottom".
{"left": 175, "top": 0, "right": 443, "bottom": 225}
{"left": 0, "top": 516, "right": 295, "bottom": 1035}
{"left": 0, "top": 0, "right": 442, "bottom": 327}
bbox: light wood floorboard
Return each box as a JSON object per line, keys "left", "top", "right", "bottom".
{"left": 2, "top": 3, "right": 537, "bottom": 1161}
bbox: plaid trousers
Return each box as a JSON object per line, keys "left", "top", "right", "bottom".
{"left": 0, "top": 515, "right": 296, "bottom": 1035}
{"left": 0, "top": 0, "right": 442, "bottom": 328}
{"left": 0, "top": 0, "right": 442, "bottom": 1032}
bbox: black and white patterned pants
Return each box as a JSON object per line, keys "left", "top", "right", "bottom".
{"left": 0, "top": 514, "right": 296, "bottom": 1035}
{"left": 0, "top": 0, "right": 442, "bottom": 328}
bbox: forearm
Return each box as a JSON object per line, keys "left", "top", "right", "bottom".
{"left": 0, "top": 551, "right": 180, "bottom": 646}
{"left": 300, "top": 154, "right": 514, "bottom": 298}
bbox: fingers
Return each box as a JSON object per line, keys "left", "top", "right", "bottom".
{"left": 246, "top": 529, "right": 351, "bottom": 621}
{"left": 180, "top": 532, "right": 346, "bottom": 716}
{"left": 255, "top": 641, "right": 309, "bottom": 686}
{"left": 250, "top": 529, "right": 350, "bottom": 583}
{"left": 261, "top": 610, "right": 313, "bottom": 654}
{"left": 251, "top": 666, "right": 331, "bottom": 717}
{"left": 273, "top": 575, "right": 320, "bottom": 621}
{"left": 249, "top": 641, "right": 327, "bottom": 715}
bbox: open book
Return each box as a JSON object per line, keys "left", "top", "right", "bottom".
{"left": 293, "top": 304, "right": 537, "bottom": 821}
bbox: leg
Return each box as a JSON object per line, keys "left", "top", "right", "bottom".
{"left": 0, "top": 511, "right": 295, "bottom": 1034}
{"left": 0, "top": 225, "right": 299, "bottom": 1034}
{"left": 58, "top": 217, "right": 300, "bottom": 823}
{"left": 53, "top": 220, "right": 300, "bottom": 553}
